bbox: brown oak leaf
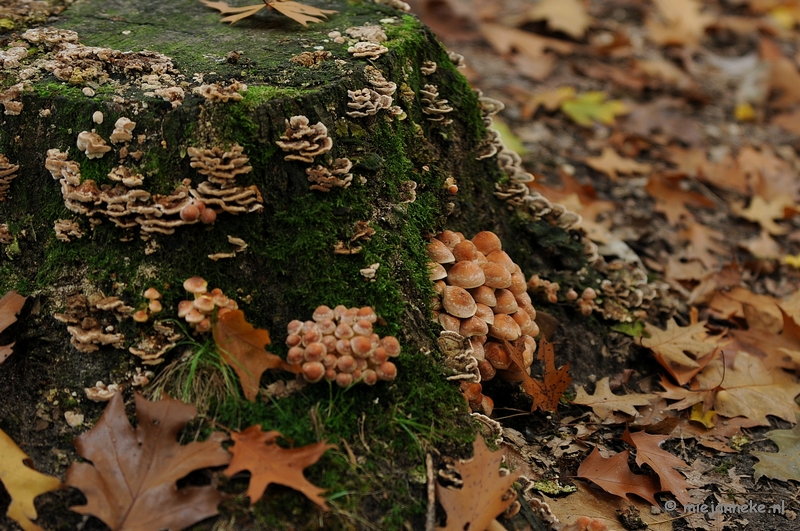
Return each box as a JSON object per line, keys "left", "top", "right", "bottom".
{"left": 585, "top": 147, "right": 651, "bottom": 180}
{"left": 436, "top": 436, "right": 521, "bottom": 531}
{"left": 0, "top": 428, "right": 61, "bottom": 531}
{"left": 576, "top": 448, "right": 659, "bottom": 505}
{"left": 65, "top": 393, "right": 231, "bottom": 531}
{"left": 200, "top": 0, "right": 336, "bottom": 26}
{"left": 0, "top": 290, "right": 26, "bottom": 364}
{"left": 645, "top": 173, "right": 714, "bottom": 226}
{"left": 640, "top": 318, "right": 718, "bottom": 385}
{"left": 572, "top": 377, "right": 657, "bottom": 420}
{"left": 224, "top": 425, "right": 334, "bottom": 510}
{"left": 622, "top": 429, "right": 693, "bottom": 505}
{"left": 212, "top": 309, "right": 284, "bottom": 401}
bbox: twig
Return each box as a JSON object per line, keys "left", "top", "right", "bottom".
{"left": 426, "top": 453, "right": 436, "bottom": 531}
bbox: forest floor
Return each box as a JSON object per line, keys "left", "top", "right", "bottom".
{"left": 409, "top": 0, "right": 800, "bottom": 530}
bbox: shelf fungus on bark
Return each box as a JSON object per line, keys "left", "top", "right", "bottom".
{"left": 306, "top": 158, "right": 353, "bottom": 191}
{"left": 0, "top": 154, "right": 20, "bottom": 201}
{"left": 346, "top": 88, "right": 394, "bottom": 118}
{"left": 429, "top": 230, "right": 540, "bottom": 414}
{"left": 420, "top": 84, "right": 453, "bottom": 125}
{"left": 276, "top": 115, "right": 333, "bottom": 163}
{"left": 54, "top": 293, "right": 130, "bottom": 353}
{"left": 420, "top": 61, "right": 437, "bottom": 75}
{"left": 54, "top": 219, "right": 83, "bottom": 242}
{"left": 364, "top": 65, "right": 397, "bottom": 96}
{"left": 84, "top": 381, "right": 120, "bottom": 402}
{"left": 0, "top": 83, "right": 24, "bottom": 115}
{"left": 110, "top": 117, "right": 136, "bottom": 144}
{"left": 284, "top": 305, "right": 400, "bottom": 387}
{"left": 345, "top": 24, "right": 387, "bottom": 43}
{"left": 194, "top": 80, "right": 248, "bottom": 102}
{"left": 347, "top": 41, "right": 389, "bottom": 60}
{"left": 129, "top": 321, "right": 182, "bottom": 365}
{"left": 76, "top": 131, "right": 111, "bottom": 159}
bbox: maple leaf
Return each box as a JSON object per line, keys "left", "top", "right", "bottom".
{"left": 524, "top": 0, "right": 590, "bottom": 39}
{"left": 66, "top": 392, "right": 231, "bottom": 531}
{"left": 572, "top": 377, "right": 657, "bottom": 419}
{"left": 622, "top": 429, "right": 693, "bottom": 505}
{"left": 640, "top": 319, "right": 718, "bottom": 385}
{"left": 212, "top": 309, "right": 284, "bottom": 401}
{"left": 576, "top": 448, "right": 659, "bottom": 505}
{"left": 560, "top": 91, "right": 628, "bottom": 127}
{"left": 200, "top": 0, "right": 336, "bottom": 26}
{"left": 645, "top": 173, "right": 715, "bottom": 226}
{"left": 585, "top": 147, "right": 651, "bottom": 181}
{"left": 224, "top": 425, "right": 333, "bottom": 509}
{"left": 0, "top": 290, "right": 26, "bottom": 364}
{"left": 436, "top": 436, "right": 521, "bottom": 531}
{"left": 0, "top": 428, "right": 61, "bottom": 531}
{"left": 752, "top": 420, "right": 800, "bottom": 482}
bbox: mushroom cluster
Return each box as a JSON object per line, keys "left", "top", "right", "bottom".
{"left": 0, "top": 83, "right": 23, "bottom": 116}
{"left": 0, "top": 154, "right": 20, "bottom": 201}
{"left": 364, "top": 66, "right": 396, "bottom": 96}
{"left": 54, "top": 293, "right": 132, "bottom": 353}
{"left": 346, "top": 87, "right": 396, "bottom": 118}
{"left": 284, "top": 305, "right": 400, "bottom": 387}
{"left": 276, "top": 116, "right": 333, "bottom": 163}
{"left": 420, "top": 84, "right": 453, "bottom": 125}
{"left": 345, "top": 25, "right": 387, "bottom": 43}
{"left": 290, "top": 51, "right": 332, "bottom": 68}
{"left": 348, "top": 41, "right": 389, "bottom": 60}
{"left": 306, "top": 158, "right": 353, "bottom": 192}
{"left": 54, "top": 219, "right": 83, "bottom": 242}
{"left": 428, "top": 230, "right": 539, "bottom": 389}
{"left": 0, "top": 46, "right": 28, "bottom": 69}
{"left": 195, "top": 80, "right": 247, "bottom": 102}
{"left": 177, "top": 276, "right": 239, "bottom": 334}
{"left": 110, "top": 117, "right": 136, "bottom": 144}
{"left": 129, "top": 320, "right": 182, "bottom": 365}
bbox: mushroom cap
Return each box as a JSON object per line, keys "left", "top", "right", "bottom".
{"left": 376, "top": 361, "right": 397, "bottom": 380}
{"left": 470, "top": 338, "right": 485, "bottom": 361}
{"left": 335, "top": 339, "right": 352, "bottom": 356}
{"left": 485, "top": 341, "right": 512, "bottom": 370}
{"left": 180, "top": 204, "right": 200, "bottom": 222}
{"left": 512, "top": 310, "right": 539, "bottom": 337}
{"left": 471, "top": 231, "right": 503, "bottom": 255}
{"left": 459, "top": 315, "right": 489, "bottom": 337}
{"left": 336, "top": 355, "right": 357, "bottom": 373}
{"left": 316, "top": 318, "right": 336, "bottom": 335}
{"left": 488, "top": 314, "right": 521, "bottom": 341}
{"left": 313, "top": 305, "right": 335, "bottom": 322}
{"left": 353, "top": 319, "right": 373, "bottom": 337}
{"left": 442, "top": 285, "right": 477, "bottom": 318}
{"left": 451, "top": 240, "right": 478, "bottom": 262}
{"left": 361, "top": 369, "right": 378, "bottom": 385}
{"left": 177, "top": 300, "right": 194, "bottom": 318}
{"left": 371, "top": 347, "right": 388, "bottom": 364}
{"left": 183, "top": 276, "right": 208, "bottom": 294}
{"left": 436, "top": 230, "right": 464, "bottom": 249}
{"left": 133, "top": 309, "right": 149, "bottom": 323}
{"left": 438, "top": 312, "right": 462, "bottom": 333}
{"left": 428, "top": 261, "right": 448, "bottom": 281}
{"left": 195, "top": 318, "right": 211, "bottom": 333}
{"left": 335, "top": 372, "right": 354, "bottom": 388}
{"left": 335, "top": 323, "right": 354, "bottom": 339}
{"left": 321, "top": 334, "right": 337, "bottom": 352}
{"left": 304, "top": 342, "right": 326, "bottom": 362}
{"left": 285, "top": 333, "right": 302, "bottom": 347}
{"left": 481, "top": 262, "right": 512, "bottom": 289}
{"left": 200, "top": 207, "right": 217, "bottom": 224}
{"left": 477, "top": 359, "right": 496, "bottom": 381}
{"left": 193, "top": 295, "right": 215, "bottom": 314}
{"left": 302, "top": 361, "right": 326, "bottom": 383}
{"left": 474, "top": 303, "right": 495, "bottom": 325}
{"left": 357, "top": 306, "right": 377, "bottom": 323}
{"left": 287, "top": 319, "right": 304, "bottom": 335}
{"left": 380, "top": 336, "right": 401, "bottom": 357}
{"left": 350, "top": 335, "right": 373, "bottom": 358}
{"left": 446, "top": 261, "right": 486, "bottom": 289}
{"left": 322, "top": 353, "right": 338, "bottom": 368}
{"left": 148, "top": 300, "right": 162, "bottom": 313}
{"left": 509, "top": 272, "right": 527, "bottom": 295}
{"left": 185, "top": 308, "right": 205, "bottom": 324}
{"left": 427, "top": 238, "right": 455, "bottom": 264}
{"left": 143, "top": 287, "right": 161, "bottom": 300}
{"left": 469, "top": 285, "right": 497, "bottom": 307}
{"left": 494, "top": 289, "right": 519, "bottom": 315}
{"left": 486, "top": 250, "right": 516, "bottom": 274}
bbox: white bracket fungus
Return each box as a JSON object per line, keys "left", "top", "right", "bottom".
{"left": 346, "top": 88, "right": 393, "bottom": 118}
{"left": 0, "top": 155, "right": 20, "bottom": 201}
{"left": 420, "top": 61, "right": 437, "bottom": 75}
{"left": 276, "top": 116, "right": 333, "bottom": 163}
{"left": 348, "top": 41, "right": 389, "bottom": 60}
{"left": 110, "top": 117, "right": 136, "bottom": 144}
{"left": 345, "top": 25, "right": 387, "bottom": 43}
{"left": 76, "top": 131, "right": 111, "bottom": 159}
{"left": 54, "top": 219, "right": 83, "bottom": 242}
{"left": 195, "top": 80, "right": 248, "bottom": 102}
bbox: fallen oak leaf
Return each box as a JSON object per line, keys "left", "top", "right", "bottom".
{"left": 640, "top": 318, "right": 717, "bottom": 385}
{"left": 572, "top": 377, "right": 657, "bottom": 420}
{"left": 224, "top": 425, "right": 334, "bottom": 509}
{"left": 560, "top": 92, "right": 628, "bottom": 127}
{"left": 645, "top": 172, "right": 715, "bottom": 226}
{"left": 0, "top": 428, "right": 61, "bottom": 531}
{"left": 0, "top": 290, "right": 26, "bottom": 364}
{"left": 585, "top": 147, "right": 650, "bottom": 181}
{"left": 65, "top": 392, "right": 231, "bottom": 531}
{"left": 576, "top": 448, "right": 660, "bottom": 506}
{"left": 200, "top": 0, "right": 336, "bottom": 26}
{"left": 212, "top": 309, "right": 285, "bottom": 401}
{"left": 622, "top": 429, "right": 693, "bottom": 505}
{"left": 752, "top": 420, "right": 800, "bottom": 482}
{"left": 523, "top": 0, "right": 590, "bottom": 39}
{"left": 732, "top": 195, "right": 795, "bottom": 236}
{"left": 436, "top": 436, "right": 521, "bottom": 531}
{"left": 494, "top": 338, "right": 571, "bottom": 412}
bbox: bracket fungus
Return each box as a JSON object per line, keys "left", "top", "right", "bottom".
{"left": 54, "top": 219, "right": 83, "bottom": 242}
{"left": 276, "top": 115, "right": 333, "bottom": 163}
{"left": 364, "top": 65, "right": 396, "bottom": 96}
{"left": 345, "top": 25, "right": 387, "bottom": 43}
{"left": 428, "top": 230, "right": 540, "bottom": 414}
{"left": 76, "top": 131, "right": 111, "bottom": 159}
{"left": 0, "top": 155, "right": 20, "bottom": 201}
{"left": 306, "top": 158, "right": 353, "bottom": 191}
{"left": 0, "top": 83, "right": 24, "bottom": 115}
{"left": 420, "top": 84, "right": 454, "bottom": 125}
{"left": 129, "top": 321, "right": 182, "bottom": 365}
{"left": 195, "top": 80, "right": 247, "bottom": 102}
{"left": 284, "top": 305, "right": 400, "bottom": 387}
{"left": 420, "top": 60, "right": 437, "bottom": 75}
{"left": 0, "top": 224, "right": 11, "bottom": 245}
{"left": 54, "top": 293, "right": 131, "bottom": 353}
{"left": 346, "top": 88, "right": 394, "bottom": 118}
{"left": 154, "top": 86, "right": 185, "bottom": 108}
{"left": 110, "top": 117, "right": 136, "bottom": 144}
{"left": 290, "top": 51, "right": 332, "bottom": 68}
{"left": 347, "top": 41, "right": 389, "bottom": 60}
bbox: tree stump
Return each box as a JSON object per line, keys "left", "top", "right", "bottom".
{"left": 0, "top": 0, "right": 591, "bottom": 529}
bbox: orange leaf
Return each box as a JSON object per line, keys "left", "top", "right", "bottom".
{"left": 436, "top": 436, "right": 521, "bottom": 531}
{"left": 645, "top": 173, "right": 714, "bottom": 226}
{"left": 576, "top": 448, "right": 660, "bottom": 505}
{"left": 224, "top": 425, "right": 334, "bottom": 509}
{"left": 212, "top": 310, "right": 283, "bottom": 401}
{"left": 622, "top": 429, "right": 693, "bottom": 505}
{"left": 0, "top": 290, "right": 26, "bottom": 365}
{"left": 495, "top": 338, "right": 570, "bottom": 412}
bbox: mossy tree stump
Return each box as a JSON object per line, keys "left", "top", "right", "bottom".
{"left": 0, "top": 1, "right": 588, "bottom": 529}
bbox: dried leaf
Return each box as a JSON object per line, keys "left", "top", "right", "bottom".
{"left": 479, "top": 23, "right": 575, "bottom": 60}
{"left": 585, "top": 147, "right": 651, "bottom": 180}
{"left": 732, "top": 195, "right": 794, "bottom": 235}
{"left": 640, "top": 319, "right": 717, "bottom": 385}
{"left": 645, "top": 173, "right": 714, "bottom": 225}
{"left": 65, "top": 393, "right": 231, "bottom": 531}
{"left": 224, "top": 425, "right": 334, "bottom": 509}
{"left": 678, "top": 223, "right": 727, "bottom": 269}
{"left": 436, "top": 436, "right": 521, "bottom": 531}
{"left": 501, "top": 338, "right": 571, "bottom": 412}
{"left": 524, "top": 0, "right": 590, "bottom": 39}
{"left": 200, "top": 0, "right": 336, "bottom": 26}
{"left": 212, "top": 309, "right": 284, "bottom": 401}
{"left": 521, "top": 86, "right": 576, "bottom": 119}
{"left": 752, "top": 421, "right": 800, "bottom": 482}
{"left": 647, "top": 0, "right": 715, "bottom": 46}
{"left": 622, "top": 429, "right": 693, "bottom": 505}
{"left": 561, "top": 92, "right": 628, "bottom": 127}
{"left": 576, "top": 448, "right": 660, "bottom": 505}
{"left": 0, "top": 428, "right": 61, "bottom": 531}
{"left": 0, "top": 290, "right": 26, "bottom": 364}
{"left": 572, "top": 377, "right": 657, "bottom": 419}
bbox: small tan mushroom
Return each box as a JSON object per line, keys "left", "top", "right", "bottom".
{"left": 110, "top": 117, "right": 136, "bottom": 144}
{"left": 76, "top": 131, "right": 111, "bottom": 159}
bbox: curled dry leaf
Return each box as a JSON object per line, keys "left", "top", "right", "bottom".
{"left": 572, "top": 377, "right": 657, "bottom": 420}
{"left": 224, "top": 425, "right": 334, "bottom": 509}
{"left": 576, "top": 448, "right": 659, "bottom": 506}
{"left": 200, "top": 0, "right": 336, "bottom": 27}
{"left": 0, "top": 428, "right": 61, "bottom": 531}
{"left": 0, "top": 290, "right": 26, "bottom": 364}
{"left": 65, "top": 393, "right": 231, "bottom": 531}
{"left": 436, "top": 436, "right": 521, "bottom": 531}
{"left": 622, "top": 429, "right": 693, "bottom": 505}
